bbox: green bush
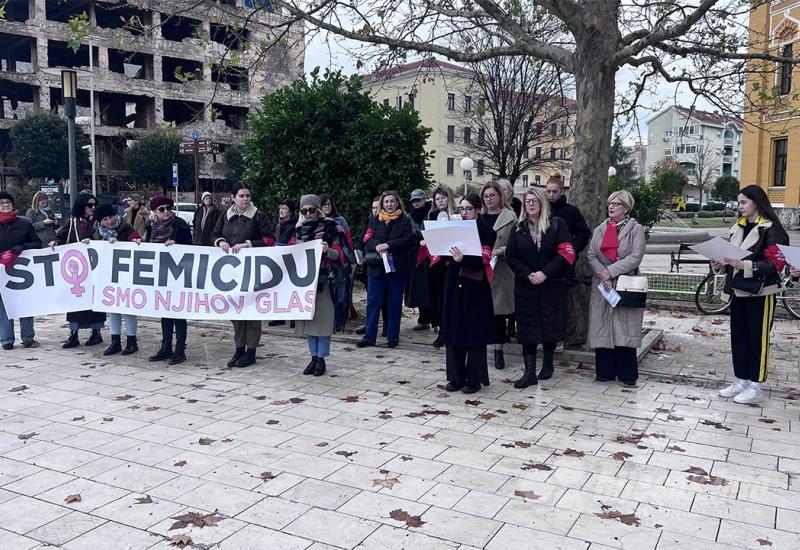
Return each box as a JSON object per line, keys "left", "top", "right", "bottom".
{"left": 125, "top": 129, "right": 195, "bottom": 194}
{"left": 10, "top": 112, "right": 90, "bottom": 181}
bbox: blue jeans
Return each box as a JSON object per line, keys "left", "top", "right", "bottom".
{"left": 364, "top": 272, "right": 404, "bottom": 344}
{"left": 307, "top": 335, "right": 331, "bottom": 358}
{"left": 108, "top": 314, "right": 138, "bottom": 336}
{"left": 0, "top": 294, "right": 34, "bottom": 345}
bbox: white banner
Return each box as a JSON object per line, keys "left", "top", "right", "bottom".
{"left": 0, "top": 241, "right": 323, "bottom": 321}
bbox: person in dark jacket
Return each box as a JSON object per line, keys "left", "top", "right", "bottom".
{"left": 320, "top": 193, "right": 354, "bottom": 331}
{"left": 354, "top": 197, "right": 386, "bottom": 335}
{"left": 53, "top": 193, "right": 105, "bottom": 348}
{"left": 273, "top": 198, "right": 298, "bottom": 245}
{"left": 712, "top": 185, "right": 790, "bottom": 405}
{"left": 506, "top": 187, "right": 576, "bottom": 388}
{"left": 545, "top": 174, "right": 591, "bottom": 253}
{"left": 425, "top": 186, "right": 456, "bottom": 348}
{"left": 25, "top": 191, "right": 59, "bottom": 247}
{"left": 92, "top": 204, "right": 142, "bottom": 356}
{"left": 406, "top": 188, "right": 434, "bottom": 331}
{"left": 440, "top": 193, "right": 497, "bottom": 394}
{"left": 357, "top": 190, "right": 413, "bottom": 348}
{"left": 212, "top": 183, "right": 274, "bottom": 367}
{"left": 146, "top": 195, "right": 193, "bottom": 365}
{"left": 500, "top": 180, "right": 523, "bottom": 218}
{"left": 192, "top": 192, "right": 221, "bottom": 246}
{"left": 0, "top": 191, "right": 42, "bottom": 349}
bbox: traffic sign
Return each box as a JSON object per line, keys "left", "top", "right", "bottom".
{"left": 172, "top": 163, "right": 179, "bottom": 188}
{"left": 192, "top": 130, "right": 200, "bottom": 140}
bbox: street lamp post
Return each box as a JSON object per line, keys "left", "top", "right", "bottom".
{"left": 608, "top": 166, "right": 617, "bottom": 178}
{"left": 62, "top": 70, "right": 78, "bottom": 209}
{"left": 460, "top": 157, "right": 474, "bottom": 196}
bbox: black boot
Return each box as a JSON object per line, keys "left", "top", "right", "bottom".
{"left": 494, "top": 350, "right": 505, "bottom": 370}
{"left": 227, "top": 347, "right": 245, "bottom": 368}
{"left": 121, "top": 336, "right": 138, "bottom": 355}
{"left": 235, "top": 348, "right": 256, "bottom": 368}
{"left": 514, "top": 354, "right": 539, "bottom": 389}
{"left": 169, "top": 342, "right": 186, "bottom": 365}
{"left": 303, "top": 357, "right": 317, "bottom": 375}
{"left": 103, "top": 335, "right": 122, "bottom": 356}
{"left": 149, "top": 340, "right": 173, "bottom": 362}
{"left": 62, "top": 330, "right": 79, "bottom": 349}
{"left": 314, "top": 357, "right": 326, "bottom": 377}
{"left": 538, "top": 345, "right": 555, "bottom": 380}
{"left": 85, "top": 329, "right": 103, "bottom": 346}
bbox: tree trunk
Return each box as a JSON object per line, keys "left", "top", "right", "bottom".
{"left": 565, "top": 6, "right": 619, "bottom": 347}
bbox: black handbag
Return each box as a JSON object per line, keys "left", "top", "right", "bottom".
{"left": 615, "top": 275, "right": 648, "bottom": 308}
{"left": 362, "top": 252, "right": 383, "bottom": 267}
{"left": 731, "top": 271, "right": 764, "bottom": 295}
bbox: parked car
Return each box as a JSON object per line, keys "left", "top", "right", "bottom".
{"left": 174, "top": 203, "right": 196, "bottom": 227}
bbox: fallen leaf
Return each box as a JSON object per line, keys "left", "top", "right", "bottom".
{"left": 71, "top": 416, "right": 85, "bottom": 421}
{"left": 9, "top": 385, "right": 28, "bottom": 392}
{"left": 198, "top": 437, "right": 215, "bottom": 445}
{"left": 561, "top": 448, "right": 585, "bottom": 458}
{"left": 185, "top": 399, "right": 198, "bottom": 404}
{"left": 478, "top": 413, "right": 497, "bottom": 421}
{"left": 17, "top": 432, "right": 37, "bottom": 440}
{"left": 134, "top": 495, "right": 153, "bottom": 504}
{"left": 464, "top": 399, "right": 482, "bottom": 406}
{"left": 288, "top": 397, "right": 305, "bottom": 404}
{"left": 667, "top": 445, "right": 685, "bottom": 452}
{"left": 266, "top": 420, "right": 279, "bottom": 425}
{"left": 700, "top": 419, "right": 731, "bottom": 431}
{"left": 335, "top": 450, "right": 357, "bottom": 459}
{"left": 396, "top": 380, "right": 410, "bottom": 385}
{"left": 758, "top": 418, "right": 777, "bottom": 424}
{"left": 372, "top": 477, "right": 400, "bottom": 489}
{"left": 655, "top": 407, "right": 671, "bottom": 413}
{"left": 521, "top": 463, "right": 552, "bottom": 471}
{"left": 756, "top": 539, "right": 773, "bottom": 546}
{"left": 169, "top": 534, "right": 192, "bottom": 547}
{"left": 221, "top": 438, "right": 233, "bottom": 443}
{"left": 400, "top": 456, "right": 413, "bottom": 461}
{"left": 379, "top": 469, "right": 390, "bottom": 474}
{"left": 259, "top": 471, "right": 276, "bottom": 481}
{"left": 496, "top": 409, "right": 508, "bottom": 414}
{"left": 65, "top": 494, "right": 81, "bottom": 503}
{"left": 512, "top": 403, "right": 529, "bottom": 411}
{"left": 687, "top": 474, "right": 728, "bottom": 486}
{"left": 692, "top": 326, "right": 712, "bottom": 337}
{"left": 514, "top": 489, "right": 540, "bottom": 500}
{"left": 102, "top": 417, "right": 114, "bottom": 422}
{"left": 114, "top": 394, "right": 135, "bottom": 401}
{"left": 128, "top": 405, "right": 141, "bottom": 410}
{"left": 595, "top": 509, "right": 641, "bottom": 526}
{"left": 389, "top": 508, "right": 425, "bottom": 528}
{"left": 685, "top": 466, "right": 709, "bottom": 475}
{"left": 254, "top": 396, "right": 267, "bottom": 400}
{"left": 667, "top": 414, "right": 685, "bottom": 422}
{"left": 173, "top": 460, "right": 187, "bottom": 467}
{"left": 342, "top": 395, "right": 360, "bottom": 402}
{"left": 612, "top": 451, "right": 633, "bottom": 461}
{"left": 685, "top": 396, "right": 702, "bottom": 401}
{"left": 145, "top": 406, "right": 160, "bottom": 411}
{"left": 169, "top": 511, "right": 225, "bottom": 530}
{"left": 420, "top": 433, "right": 436, "bottom": 440}
{"left": 711, "top": 319, "right": 725, "bottom": 325}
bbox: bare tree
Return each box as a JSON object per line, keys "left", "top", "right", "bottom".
{"left": 687, "top": 140, "right": 721, "bottom": 209}
{"left": 453, "top": 53, "right": 573, "bottom": 185}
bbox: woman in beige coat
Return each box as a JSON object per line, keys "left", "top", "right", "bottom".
{"left": 123, "top": 194, "right": 149, "bottom": 241}
{"left": 587, "top": 190, "right": 646, "bottom": 386}
{"left": 481, "top": 181, "right": 516, "bottom": 370}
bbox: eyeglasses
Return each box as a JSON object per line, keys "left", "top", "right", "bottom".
{"left": 525, "top": 199, "right": 540, "bottom": 205}
{"left": 457, "top": 206, "right": 475, "bottom": 214}
{"left": 156, "top": 205, "right": 173, "bottom": 212}
{"left": 410, "top": 198, "right": 424, "bottom": 203}
{"left": 300, "top": 207, "right": 317, "bottom": 215}
{"left": 0, "top": 200, "right": 13, "bottom": 207}
{"left": 607, "top": 202, "right": 624, "bottom": 209}
{"left": 86, "top": 203, "right": 97, "bottom": 208}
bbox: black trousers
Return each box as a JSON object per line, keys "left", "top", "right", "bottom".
{"left": 161, "top": 318, "right": 187, "bottom": 346}
{"left": 730, "top": 294, "right": 775, "bottom": 383}
{"left": 522, "top": 343, "right": 556, "bottom": 363}
{"left": 494, "top": 315, "right": 510, "bottom": 344}
{"left": 595, "top": 346, "right": 637, "bottom": 382}
{"left": 446, "top": 346, "right": 489, "bottom": 388}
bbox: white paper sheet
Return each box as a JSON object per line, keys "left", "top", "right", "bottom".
{"left": 779, "top": 244, "right": 800, "bottom": 269}
{"left": 421, "top": 220, "right": 483, "bottom": 256}
{"left": 598, "top": 283, "right": 621, "bottom": 307}
{"left": 689, "top": 237, "right": 751, "bottom": 263}
{"left": 490, "top": 256, "right": 498, "bottom": 270}
{"left": 381, "top": 251, "right": 396, "bottom": 273}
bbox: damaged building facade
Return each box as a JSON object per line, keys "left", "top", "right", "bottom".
{"left": 0, "top": 0, "right": 305, "bottom": 189}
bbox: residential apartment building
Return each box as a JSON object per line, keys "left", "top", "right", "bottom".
{"left": 741, "top": 0, "right": 800, "bottom": 225}
{"left": 0, "top": 0, "right": 304, "bottom": 188}
{"left": 361, "top": 58, "right": 575, "bottom": 193}
{"left": 645, "top": 105, "right": 743, "bottom": 202}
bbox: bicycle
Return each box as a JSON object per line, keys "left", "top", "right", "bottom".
{"left": 694, "top": 267, "right": 800, "bottom": 319}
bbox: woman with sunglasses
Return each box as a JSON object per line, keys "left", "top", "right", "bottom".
{"left": 358, "top": 190, "right": 413, "bottom": 349}
{"left": 52, "top": 193, "right": 106, "bottom": 348}
{"left": 146, "top": 195, "right": 193, "bottom": 364}
{"left": 290, "top": 195, "right": 343, "bottom": 376}
{"left": 440, "top": 193, "right": 497, "bottom": 394}
{"left": 212, "top": 183, "right": 274, "bottom": 368}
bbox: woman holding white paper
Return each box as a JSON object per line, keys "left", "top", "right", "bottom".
{"left": 712, "top": 185, "right": 789, "bottom": 405}
{"left": 440, "top": 193, "right": 497, "bottom": 394}
{"left": 587, "top": 190, "right": 646, "bottom": 386}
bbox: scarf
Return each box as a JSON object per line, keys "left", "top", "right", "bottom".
{"left": 378, "top": 209, "right": 403, "bottom": 224}
{"left": 295, "top": 217, "right": 329, "bottom": 243}
{"left": 98, "top": 216, "right": 121, "bottom": 241}
{"left": 150, "top": 215, "right": 175, "bottom": 243}
{"left": 0, "top": 210, "right": 18, "bottom": 224}
{"left": 527, "top": 221, "right": 543, "bottom": 249}
{"left": 599, "top": 217, "right": 629, "bottom": 262}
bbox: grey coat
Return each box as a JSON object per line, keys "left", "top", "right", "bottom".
{"left": 295, "top": 246, "right": 340, "bottom": 337}
{"left": 587, "top": 219, "right": 646, "bottom": 349}
{"left": 489, "top": 208, "right": 516, "bottom": 315}
{"left": 25, "top": 208, "right": 58, "bottom": 246}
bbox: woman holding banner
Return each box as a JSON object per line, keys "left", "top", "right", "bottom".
{"left": 52, "top": 193, "right": 106, "bottom": 349}
{"left": 712, "top": 185, "right": 789, "bottom": 405}
{"left": 91, "top": 204, "right": 142, "bottom": 356}
{"left": 146, "top": 195, "right": 193, "bottom": 365}
{"left": 290, "top": 194, "right": 343, "bottom": 376}
{"left": 440, "top": 193, "right": 496, "bottom": 394}
{"left": 0, "top": 191, "right": 42, "bottom": 350}
{"left": 212, "top": 183, "right": 274, "bottom": 368}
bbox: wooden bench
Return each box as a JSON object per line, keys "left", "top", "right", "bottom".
{"left": 670, "top": 243, "right": 709, "bottom": 273}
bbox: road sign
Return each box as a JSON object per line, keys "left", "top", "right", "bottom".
{"left": 172, "top": 163, "right": 179, "bottom": 189}
{"left": 179, "top": 141, "right": 196, "bottom": 155}
{"left": 192, "top": 130, "right": 200, "bottom": 140}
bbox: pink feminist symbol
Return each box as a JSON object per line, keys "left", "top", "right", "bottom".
{"left": 60, "top": 250, "right": 89, "bottom": 297}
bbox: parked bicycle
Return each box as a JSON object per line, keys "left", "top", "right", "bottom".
{"left": 695, "top": 266, "right": 800, "bottom": 319}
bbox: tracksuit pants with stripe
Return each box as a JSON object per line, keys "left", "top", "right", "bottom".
{"left": 729, "top": 294, "right": 776, "bottom": 383}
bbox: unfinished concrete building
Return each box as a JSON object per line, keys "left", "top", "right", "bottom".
{"left": 0, "top": 0, "right": 305, "bottom": 189}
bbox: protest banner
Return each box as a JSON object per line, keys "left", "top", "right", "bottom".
{"left": 0, "top": 241, "right": 323, "bottom": 321}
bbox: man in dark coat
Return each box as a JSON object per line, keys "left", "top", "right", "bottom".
{"left": 545, "top": 174, "right": 591, "bottom": 253}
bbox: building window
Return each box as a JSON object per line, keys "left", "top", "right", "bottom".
{"left": 446, "top": 157, "right": 455, "bottom": 175}
{"left": 535, "top": 147, "right": 542, "bottom": 159}
{"left": 383, "top": 99, "right": 389, "bottom": 107}
{"left": 780, "top": 43, "right": 793, "bottom": 96}
{"left": 550, "top": 123, "right": 557, "bottom": 136}
{"left": 773, "top": 138, "right": 788, "bottom": 187}
{"left": 408, "top": 95, "right": 415, "bottom": 110}
{"left": 478, "top": 128, "right": 485, "bottom": 145}
{"left": 550, "top": 147, "right": 557, "bottom": 160}
{"left": 463, "top": 127, "right": 471, "bottom": 144}
{"left": 465, "top": 96, "right": 472, "bottom": 112}
{"left": 396, "top": 96, "right": 402, "bottom": 109}
{"left": 478, "top": 97, "right": 485, "bottom": 110}
{"left": 522, "top": 148, "right": 529, "bottom": 160}
{"left": 534, "top": 175, "right": 540, "bottom": 186}
{"left": 535, "top": 123, "right": 543, "bottom": 135}
{"left": 560, "top": 148, "right": 566, "bottom": 159}
{"left": 447, "top": 93, "right": 455, "bottom": 111}
{"left": 477, "top": 159, "right": 484, "bottom": 176}
{"left": 522, "top": 175, "right": 529, "bottom": 187}
{"left": 560, "top": 123, "right": 567, "bottom": 136}
{"left": 447, "top": 125, "right": 455, "bottom": 143}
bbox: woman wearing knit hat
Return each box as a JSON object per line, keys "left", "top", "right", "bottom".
{"left": 146, "top": 195, "right": 193, "bottom": 365}
{"left": 91, "top": 204, "right": 142, "bottom": 356}
{"left": 192, "top": 192, "right": 221, "bottom": 246}
{"left": 290, "top": 194, "right": 343, "bottom": 376}
{"left": 212, "top": 183, "right": 274, "bottom": 368}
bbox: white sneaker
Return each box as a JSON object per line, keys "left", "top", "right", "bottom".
{"left": 733, "top": 385, "right": 763, "bottom": 405}
{"left": 719, "top": 381, "right": 749, "bottom": 398}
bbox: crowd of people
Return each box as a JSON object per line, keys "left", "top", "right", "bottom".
{"left": 0, "top": 181, "right": 797, "bottom": 403}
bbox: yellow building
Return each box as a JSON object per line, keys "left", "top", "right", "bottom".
{"left": 742, "top": 0, "right": 800, "bottom": 224}
{"left": 361, "top": 59, "right": 574, "bottom": 194}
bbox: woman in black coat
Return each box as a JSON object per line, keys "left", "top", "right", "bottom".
{"left": 53, "top": 193, "right": 106, "bottom": 348}
{"left": 192, "top": 192, "right": 221, "bottom": 246}
{"left": 506, "top": 187, "right": 576, "bottom": 388}
{"left": 357, "top": 190, "right": 413, "bottom": 348}
{"left": 440, "top": 193, "right": 497, "bottom": 394}
{"left": 147, "top": 195, "right": 193, "bottom": 365}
